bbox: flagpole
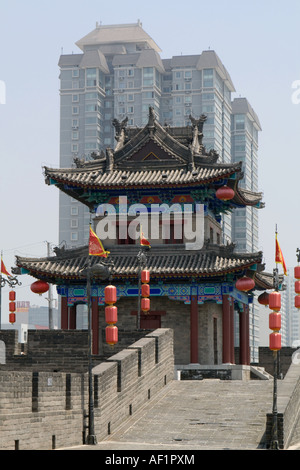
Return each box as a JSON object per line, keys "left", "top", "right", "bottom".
{"left": 86, "top": 221, "right": 97, "bottom": 445}
{"left": 271, "top": 225, "right": 279, "bottom": 449}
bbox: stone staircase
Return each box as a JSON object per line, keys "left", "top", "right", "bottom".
{"left": 94, "top": 378, "right": 275, "bottom": 450}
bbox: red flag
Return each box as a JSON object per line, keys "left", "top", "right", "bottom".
{"left": 1, "top": 257, "right": 11, "bottom": 276}
{"left": 88, "top": 227, "right": 110, "bottom": 257}
{"left": 140, "top": 229, "right": 151, "bottom": 247}
{"left": 275, "top": 234, "right": 287, "bottom": 275}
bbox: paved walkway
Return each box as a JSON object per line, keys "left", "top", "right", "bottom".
{"left": 62, "top": 379, "right": 277, "bottom": 451}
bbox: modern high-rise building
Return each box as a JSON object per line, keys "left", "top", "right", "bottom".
{"left": 58, "top": 21, "right": 237, "bottom": 247}
{"left": 57, "top": 22, "right": 264, "bottom": 357}
{"left": 230, "top": 98, "right": 262, "bottom": 360}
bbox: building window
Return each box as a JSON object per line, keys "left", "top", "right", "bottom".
{"left": 71, "top": 144, "right": 78, "bottom": 152}
{"left": 71, "top": 232, "right": 78, "bottom": 241}
{"left": 71, "top": 206, "right": 78, "bottom": 216}
{"left": 143, "top": 67, "right": 154, "bottom": 86}
{"left": 72, "top": 131, "right": 78, "bottom": 140}
{"left": 203, "top": 69, "right": 213, "bottom": 87}
{"left": 70, "top": 219, "right": 78, "bottom": 228}
{"left": 235, "top": 114, "right": 245, "bottom": 130}
{"left": 72, "top": 69, "right": 79, "bottom": 78}
{"left": 72, "top": 107, "right": 79, "bottom": 115}
{"left": 86, "top": 68, "right": 97, "bottom": 87}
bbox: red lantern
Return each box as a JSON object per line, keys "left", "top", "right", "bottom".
{"left": 9, "top": 313, "right": 16, "bottom": 324}
{"left": 9, "top": 291, "right": 16, "bottom": 301}
{"left": 141, "top": 284, "right": 150, "bottom": 297}
{"left": 141, "top": 270, "right": 150, "bottom": 283}
{"left": 258, "top": 292, "right": 269, "bottom": 306}
{"left": 9, "top": 302, "right": 16, "bottom": 312}
{"left": 295, "top": 295, "right": 300, "bottom": 309}
{"left": 295, "top": 281, "right": 300, "bottom": 294}
{"left": 105, "top": 305, "right": 118, "bottom": 325}
{"left": 104, "top": 285, "right": 117, "bottom": 305}
{"left": 106, "top": 325, "right": 118, "bottom": 345}
{"left": 30, "top": 280, "right": 49, "bottom": 295}
{"left": 215, "top": 185, "right": 235, "bottom": 201}
{"left": 269, "top": 312, "right": 281, "bottom": 331}
{"left": 295, "top": 266, "right": 300, "bottom": 279}
{"left": 141, "top": 298, "right": 150, "bottom": 312}
{"left": 235, "top": 276, "right": 255, "bottom": 292}
{"left": 269, "top": 291, "right": 281, "bottom": 312}
{"left": 269, "top": 332, "right": 281, "bottom": 351}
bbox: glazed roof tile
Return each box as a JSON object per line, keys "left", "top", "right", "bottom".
{"left": 14, "top": 244, "right": 266, "bottom": 284}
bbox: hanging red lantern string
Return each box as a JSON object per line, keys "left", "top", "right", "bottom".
{"left": 9, "top": 290, "right": 16, "bottom": 301}
{"left": 141, "top": 269, "right": 150, "bottom": 314}
{"left": 269, "top": 312, "right": 281, "bottom": 331}
{"left": 104, "top": 285, "right": 118, "bottom": 345}
{"left": 294, "top": 266, "right": 300, "bottom": 280}
{"left": 269, "top": 291, "right": 281, "bottom": 312}
{"left": 268, "top": 290, "right": 282, "bottom": 352}
{"left": 8, "top": 289, "right": 16, "bottom": 324}
{"left": 295, "top": 295, "right": 300, "bottom": 309}
{"left": 270, "top": 332, "right": 281, "bottom": 351}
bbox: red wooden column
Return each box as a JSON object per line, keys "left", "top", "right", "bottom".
{"left": 239, "top": 304, "right": 250, "bottom": 365}
{"left": 61, "top": 296, "right": 68, "bottom": 329}
{"left": 222, "top": 295, "right": 234, "bottom": 363}
{"left": 230, "top": 298, "right": 235, "bottom": 364}
{"left": 190, "top": 295, "right": 198, "bottom": 363}
{"left": 91, "top": 296, "right": 99, "bottom": 355}
{"left": 69, "top": 305, "right": 76, "bottom": 329}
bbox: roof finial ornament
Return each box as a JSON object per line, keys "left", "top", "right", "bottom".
{"left": 113, "top": 117, "right": 128, "bottom": 151}
{"left": 148, "top": 106, "right": 156, "bottom": 128}
{"left": 189, "top": 114, "right": 207, "bottom": 156}
{"left": 105, "top": 148, "right": 114, "bottom": 173}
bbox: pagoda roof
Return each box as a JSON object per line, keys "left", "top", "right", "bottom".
{"left": 44, "top": 108, "right": 264, "bottom": 210}
{"left": 13, "top": 243, "right": 273, "bottom": 290}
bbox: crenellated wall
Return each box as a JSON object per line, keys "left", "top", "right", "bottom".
{"left": 0, "top": 328, "right": 174, "bottom": 450}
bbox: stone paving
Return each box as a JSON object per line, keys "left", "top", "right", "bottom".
{"left": 62, "top": 378, "right": 277, "bottom": 451}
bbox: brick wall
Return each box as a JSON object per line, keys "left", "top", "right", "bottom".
{"left": 0, "top": 328, "right": 174, "bottom": 450}
{"left": 265, "top": 361, "right": 300, "bottom": 449}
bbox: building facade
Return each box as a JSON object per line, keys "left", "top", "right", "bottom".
{"left": 14, "top": 110, "right": 274, "bottom": 365}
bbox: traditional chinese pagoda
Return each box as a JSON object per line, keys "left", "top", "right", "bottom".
{"left": 14, "top": 108, "right": 274, "bottom": 365}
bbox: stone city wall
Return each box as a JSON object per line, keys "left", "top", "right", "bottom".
{"left": 0, "top": 328, "right": 174, "bottom": 450}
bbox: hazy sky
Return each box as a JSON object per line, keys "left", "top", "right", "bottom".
{"left": 0, "top": 0, "right": 299, "bottom": 321}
